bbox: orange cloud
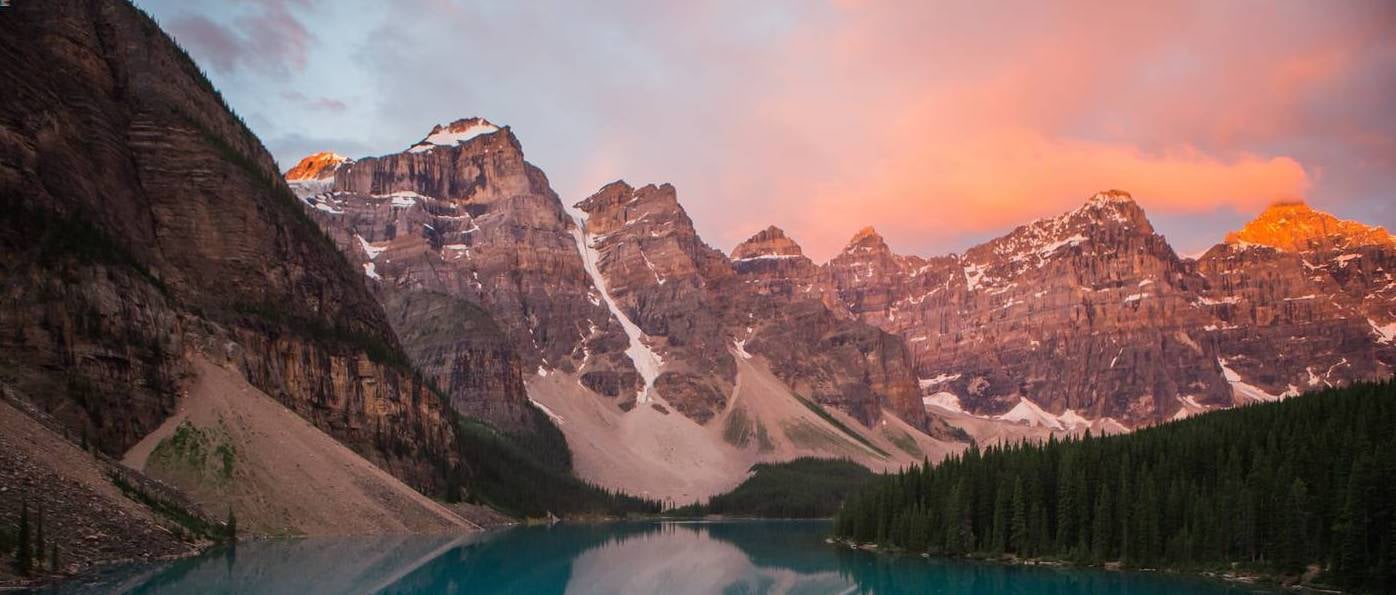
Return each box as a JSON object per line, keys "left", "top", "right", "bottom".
{"left": 681, "top": 0, "right": 1378, "bottom": 260}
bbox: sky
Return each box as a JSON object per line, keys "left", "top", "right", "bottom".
{"left": 135, "top": 0, "right": 1396, "bottom": 261}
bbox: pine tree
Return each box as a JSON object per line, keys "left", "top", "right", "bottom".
{"left": 991, "top": 480, "right": 1009, "bottom": 553}
{"left": 1091, "top": 484, "right": 1113, "bottom": 562}
{"left": 34, "top": 506, "right": 45, "bottom": 568}
{"left": 14, "top": 500, "right": 30, "bottom": 576}
{"left": 1010, "top": 478, "right": 1028, "bottom": 554}
{"left": 225, "top": 508, "right": 238, "bottom": 543}
{"left": 1056, "top": 452, "right": 1077, "bottom": 550}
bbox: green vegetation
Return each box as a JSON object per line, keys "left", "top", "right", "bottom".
{"left": 110, "top": 472, "right": 226, "bottom": 542}
{"left": 792, "top": 395, "right": 888, "bottom": 458}
{"left": 675, "top": 458, "right": 876, "bottom": 518}
{"left": 834, "top": 381, "right": 1396, "bottom": 592}
{"left": 884, "top": 428, "right": 922, "bottom": 458}
{"left": 150, "top": 422, "right": 236, "bottom": 482}
{"left": 755, "top": 421, "right": 775, "bottom": 452}
{"left": 452, "top": 407, "right": 661, "bottom": 518}
{"left": 722, "top": 407, "right": 754, "bottom": 448}
{"left": 0, "top": 200, "right": 168, "bottom": 297}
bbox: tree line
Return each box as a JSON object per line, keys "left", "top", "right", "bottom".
{"left": 673, "top": 457, "right": 875, "bottom": 518}
{"left": 833, "top": 381, "right": 1396, "bottom": 592}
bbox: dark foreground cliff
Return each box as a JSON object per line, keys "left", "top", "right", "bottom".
{"left": 0, "top": 0, "right": 483, "bottom": 581}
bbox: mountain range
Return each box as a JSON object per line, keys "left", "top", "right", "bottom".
{"left": 285, "top": 119, "right": 1395, "bottom": 499}
{"left": 1, "top": 0, "right": 1393, "bottom": 581}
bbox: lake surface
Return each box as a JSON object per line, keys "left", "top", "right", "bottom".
{"left": 40, "top": 520, "right": 1271, "bottom": 594}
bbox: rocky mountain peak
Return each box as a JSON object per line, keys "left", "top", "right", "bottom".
{"left": 574, "top": 181, "right": 684, "bottom": 225}
{"left": 1069, "top": 189, "right": 1152, "bottom": 232}
{"left": 407, "top": 117, "right": 503, "bottom": 153}
{"left": 1225, "top": 201, "right": 1395, "bottom": 253}
{"left": 1087, "top": 188, "right": 1135, "bottom": 205}
{"left": 285, "top": 151, "right": 349, "bottom": 181}
{"left": 842, "top": 226, "right": 891, "bottom": 255}
{"left": 732, "top": 225, "right": 805, "bottom": 260}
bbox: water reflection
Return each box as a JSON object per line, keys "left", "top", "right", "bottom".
{"left": 39, "top": 521, "right": 1265, "bottom": 595}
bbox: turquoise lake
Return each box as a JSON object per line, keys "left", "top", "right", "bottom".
{"left": 40, "top": 520, "right": 1272, "bottom": 594}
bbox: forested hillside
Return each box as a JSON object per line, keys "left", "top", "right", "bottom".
{"left": 834, "top": 381, "right": 1396, "bottom": 592}
{"left": 674, "top": 458, "right": 874, "bottom": 518}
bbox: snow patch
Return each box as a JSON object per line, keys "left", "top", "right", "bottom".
{"left": 567, "top": 212, "right": 664, "bottom": 404}
{"left": 1333, "top": 253, "right": 1361, "bottom": 268}
{"left": 922, "top": 392, "right": 964, "bottom": 414}
{"left": 357, "top": 235, "right": 386, "bottom": 260}
{"left": 996, "top": 397, "right": 1065, "bottom": 431}
{"left": 1058, "top": 409, "right": 1090, "bottom": 430}
{"left": 1218, "top": 358, "right": 1282, "bottom": 402}
{"left": 917, "top": 373, "right": 961, "bottom": 389}
{"left": 1037, "top": 234, "right": 1087, "bottom": 258}
{"left": 1196, "top": 296, "right": 1241, "bottom": 306}
{"left": 408, "top": 121, "right": 499, "bottom": 153}
{"left": 733, "top": 254, "right": 801, "bottom": 262}
{"left": 1369, "top": 319, "right": 1396, "bottom": 344}
{"left": 362, "top": 262, "right": 381, "bottom": 281}
{"left": 733, "top": 338, "right": 753, "bottom": 360}
{"left": 963, "top": 263, "right": 987, "bottom": 290}
{"left": 529, "top": 398, "right": 565, "bottom": 426}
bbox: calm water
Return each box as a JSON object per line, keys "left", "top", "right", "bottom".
{"left": 41, "top": 520, "right": 1271, "bottom": 594}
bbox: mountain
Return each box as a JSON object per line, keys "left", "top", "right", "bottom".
{"left": 286, "top": 119, "right": 636, "bottom": 430}
{"left": 1194, "top": 202, "right": 1396, "bottom": 400}
{"left": 819, "top": 192, "right": 1395, "bottom": 430}
{"left": 0, "top": 0, "right": 478, "bottom": 569}
{"left": 289, "top": 111, "right": 1396, "bottom": 499}
{"left": 289, "top": 144, "right": 964, "bottom": 503}
{"left": 824, "top": 191, "right": 1227, "bottom": 427}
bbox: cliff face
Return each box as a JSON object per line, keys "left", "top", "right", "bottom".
{"left": 818, "top": 193, "right": 1395, "bottom": 427}
{"left": 291, "top": 139, "right": 940, "bottom": 433}
{"left": 1194, "top": 202, "right": 1396, "bottom": 397}
{"left": 571, "top": 182, "right": 939, "bottom": 433}
{"left": 287, "top": 120, "right": 637, "bottom": 429}
{"left": 573, "top": 181, "right": 737, "bottom": 421}
{"left": 0, "top": 0, "right": 458, "bottom": 493}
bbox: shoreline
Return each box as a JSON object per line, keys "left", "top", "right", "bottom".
{"left": 825, "top": 537, "right": 1347, "bottom": 594}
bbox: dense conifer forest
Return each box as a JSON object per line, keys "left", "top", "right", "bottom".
{"left": 834, "top": 381, "right": 1396, "bottom": 592}
{"left": 674, "top": 458, "right": 875, "bottom": 518}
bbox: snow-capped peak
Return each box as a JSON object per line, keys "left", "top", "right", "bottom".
{"left": 407, "top": 117, "right": 501, "bottom": 153}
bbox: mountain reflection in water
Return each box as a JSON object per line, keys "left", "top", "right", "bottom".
{"left": 39, "top": 521, "right": 1264, "bottom": 595}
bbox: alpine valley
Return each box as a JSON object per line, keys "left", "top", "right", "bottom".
{"left": 283, "top": 124, "right": 1396, "bottom": 505}
{"left": 1, "top": 0, "right": 1394, "bottom": 592}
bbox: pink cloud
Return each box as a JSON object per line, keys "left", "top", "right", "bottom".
{"left": 167, "top": 1, "right": 312, "bottom": 75}
{"left": 666, "top": 0, "right": 1387, "bottom": 259}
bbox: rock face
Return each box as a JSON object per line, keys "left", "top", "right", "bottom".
{"left": 1194, "top": 202, "right": 1396, "bottom": 397}
{"left": 0, "top": 0, "right": 460, "bottom": 494}
{"left": 286, "top": 121, "right": 637, "bottom": 429}
{"left": 730, "top": 225, "right": 841, "bottom": 310}
{"left": 574, "top": 181, "right": 737, "bottom": 421}
{"left": 572, "top": 182, "right": 938, "bottom": 432}
{"left": 819, "top": 192, "right": 1395, "bottom": 427}
{"left": 290, "top": 141, "right": 938, "bottom": 434}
